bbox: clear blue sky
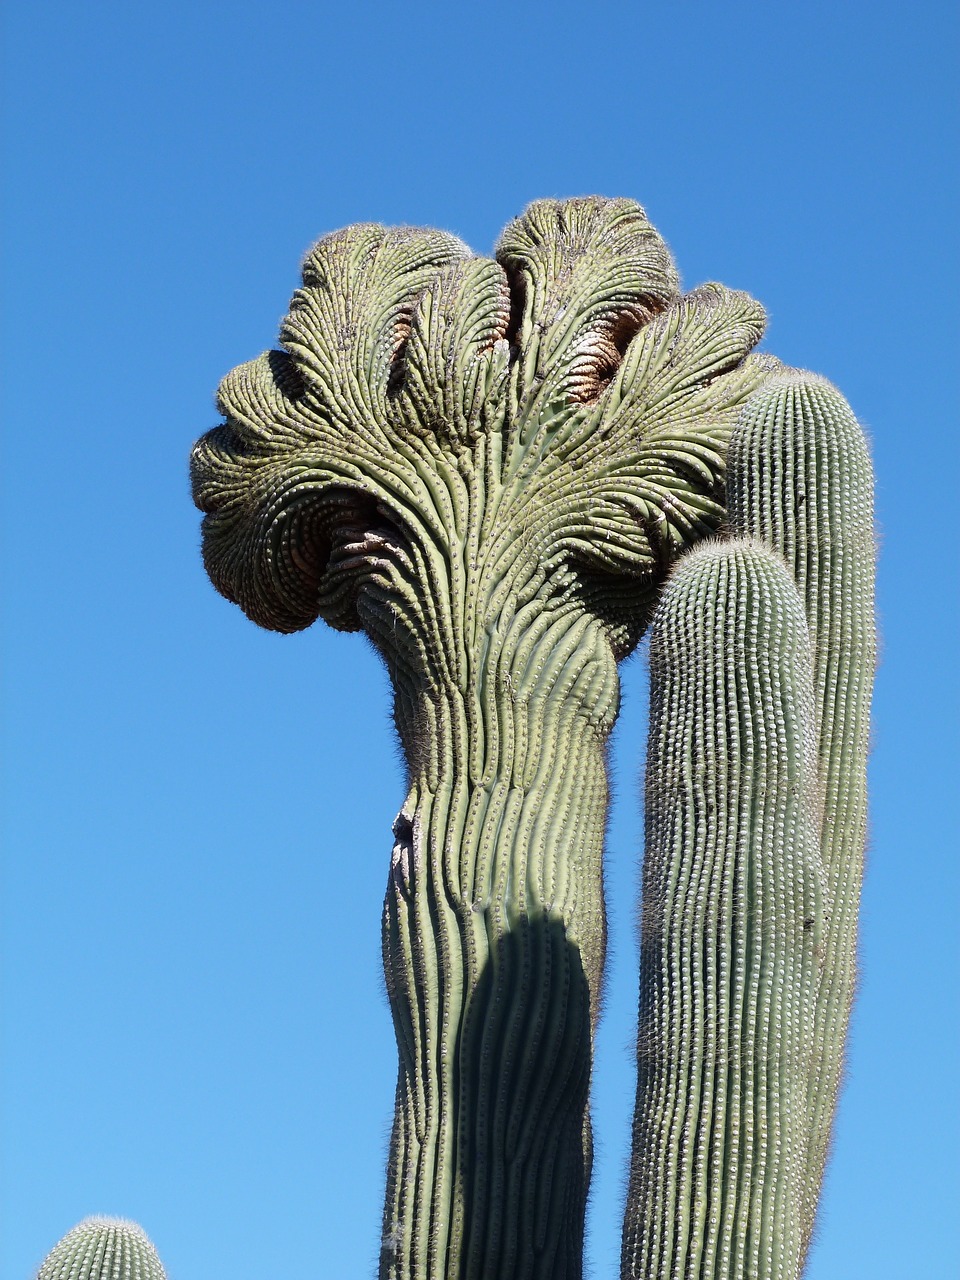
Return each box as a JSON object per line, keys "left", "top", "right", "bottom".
{"left": 2, "top": 3, "right": 957, "bottom": 1277}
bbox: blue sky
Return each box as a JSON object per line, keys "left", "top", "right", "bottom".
{"left": 2, "top": 3, "right": 957, "bottom": 1277}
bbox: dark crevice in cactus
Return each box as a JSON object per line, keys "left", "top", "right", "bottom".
{"left": 501, "top": 262, "right": 527, "bottom": 358}
{"left": 267, "top": 346, "right": 307, "bottom": 402}
{"left": 326, "top": 500, "right": 406, "bottom": 575}
{"left": 392, "top": 810, "right": 414, "bottom": 843}
{"left": 386, "top": 313, "right": 414, "bottom": 396}
{"left": 567, "top": 564, "right": 658, "bottom": 659}
{"left": 582, "top": 310, "right": 648, "bottom": 401}
{"left": 697, "top": 349, "right": 751, "bottom": 392}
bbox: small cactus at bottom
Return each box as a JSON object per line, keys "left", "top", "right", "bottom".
{"left": 36, "top": 1218, "right": 167, "bottom": 1280}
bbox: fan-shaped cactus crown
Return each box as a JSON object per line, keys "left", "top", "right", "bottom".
{"left": 192, "top": 197, "right": 771, "bottom": 658}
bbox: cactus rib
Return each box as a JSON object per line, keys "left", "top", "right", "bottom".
{"left": 36, "top": 1218, "right": 167, "bottom": 1280}
{"left": 725, "top": 372, "right": 876, "bottom": 1252}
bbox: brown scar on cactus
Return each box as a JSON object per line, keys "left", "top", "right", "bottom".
{"left": 192, "top": 196, "right": 874, "bottom": 1279}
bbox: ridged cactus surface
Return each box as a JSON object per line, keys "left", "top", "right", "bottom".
{"left": 190, "top": 197, "right": 873, "bottom": 1278}
{"left": 36, "top": 1218, "right": 166, "bottom": 1280}
{"left": 623, "top": 540, "right": 824, "bottom": 1279}
{"left": 725, "top": 372, "right": 876, "bottom": 1253}
{"left": 622, "top": 374, "right": 874, "bottom": 1278}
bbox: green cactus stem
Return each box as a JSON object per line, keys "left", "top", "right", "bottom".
{"left": 725, "top": 372, "right": 876, "bottom": 1254}
{"left": 622, "top": 539, "right": 825, "bottom": 1280}
{"left": 36, "top": 1218, "right": 167, "bottom": 1280}
{"left": 192, "top": 197, "right": 773, "bottom": 1278}
{"left": 622, "top": 373, "right": 875, "bottom": 1279}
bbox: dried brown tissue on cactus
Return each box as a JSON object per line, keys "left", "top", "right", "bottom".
{"left": 191, "top": 195, "right": 874, "bottom": 1280}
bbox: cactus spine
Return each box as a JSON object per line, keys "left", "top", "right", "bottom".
{"left": 190, "top": 198, "right": 873, "bottom": 1278}
{"left": 36, "top": 1218, "right": 167, "bottom": 1280}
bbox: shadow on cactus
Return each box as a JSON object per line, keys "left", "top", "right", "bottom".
{"left": 191, "top": 197, "right": 874, "bottom": 1279}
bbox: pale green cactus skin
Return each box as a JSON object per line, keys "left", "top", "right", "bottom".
{"left": 622, "top": 540, "right": 825, "bottom": 1279}
{"left": 191, "top": 197, "right": 873, "bottom": 1278}
{"left": 36, "top": 1218, "right": 167, "bottom": 1280}
{"left": 192, "top": 197, "right": 773, "bottom": 1278}
{"left": 725, "top": 373, "right": 876, "bottom": 1258}
{"left": 622, "top": 375, "right": 875, "bottom": 1278}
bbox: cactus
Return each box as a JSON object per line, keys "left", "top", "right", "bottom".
{"left": 725, "top": 372, "right": 876, "bottom": 1259}
{"left": 622, "top": 373, "right": 875, "bottom": 1278}
{"left": 191, "top": 197, "right": 873, "bottom": 1278}
{"left": 36, "top": 1218, "right": 166, "bottom": 1280}
{"left": 622, "top": 540, "right": 825, "bottom": 1278}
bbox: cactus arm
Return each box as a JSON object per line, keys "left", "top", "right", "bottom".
{"left": 623, "top": 370, "right": 875, "bottom": 1278}
{"left": 725, "top": 372, "right": 876, "bottom": 1252}
{"left": 622, "top": 540, "right": 825, "bottom": 1280}
{"left": 192, "top": 198, "right": 772, "bottom": 1279}
{"left": 36, "top": 1218, "right": 167, "bottom": 1280}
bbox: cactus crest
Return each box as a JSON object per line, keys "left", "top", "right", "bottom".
{"left": 36, "top": 1218, "right": 167, "bottom": 1280}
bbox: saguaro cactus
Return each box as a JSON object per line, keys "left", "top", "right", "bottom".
{"left": 36, "top": 1218, "right": 167, "bottom": 1280}
{"left": 191, "top": 197, "right": 873, "bottom": 1278}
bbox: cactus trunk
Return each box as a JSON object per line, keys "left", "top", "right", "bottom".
{"left": 380, "top": 563, "right": 616, "bottom": 1277}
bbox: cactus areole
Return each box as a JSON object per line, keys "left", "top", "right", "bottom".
{"left": 191, "top": 197, "right": 874, "bottom": 1279}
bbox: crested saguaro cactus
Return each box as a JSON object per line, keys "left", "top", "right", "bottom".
{"left": 191, "top": 197, "right": 874, "bottom": 1278}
